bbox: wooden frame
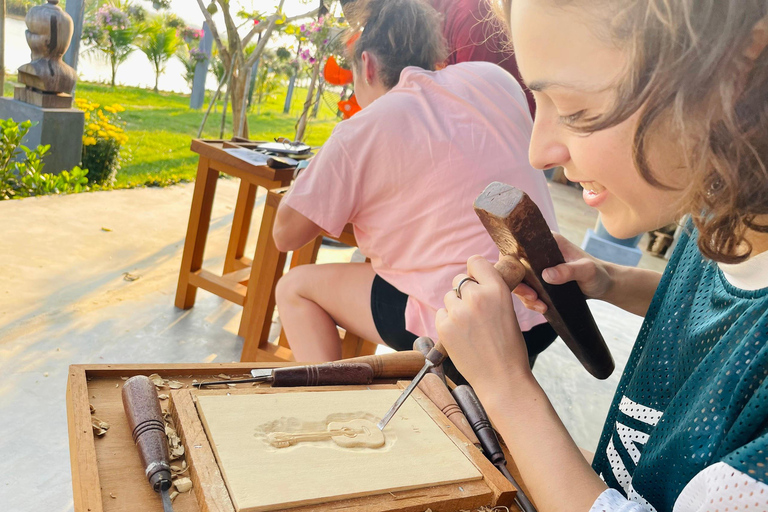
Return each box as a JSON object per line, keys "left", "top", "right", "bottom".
{"left": 66, "top": 364, "right": 528, "bottom": 512}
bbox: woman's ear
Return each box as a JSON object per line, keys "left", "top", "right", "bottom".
{"left": 361, "top": 50, "right": 377, "bottom": 86}
{"left": 744, "top": 17, "right": 768, "bottom": 62}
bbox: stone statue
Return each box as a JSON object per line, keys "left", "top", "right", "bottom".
{"left": 16, "top": 0, "right": 78, "bottom": 106}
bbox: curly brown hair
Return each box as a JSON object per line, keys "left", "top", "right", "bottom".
{"left": 345, "top": 0, "right": 448, "bottom": 89}
{"left": 556, "top": 0, "right": 768, "bottom": 263}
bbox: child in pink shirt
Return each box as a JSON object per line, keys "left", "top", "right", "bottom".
{"left": 273, "top": 0, "right": 558, "bottom": 379}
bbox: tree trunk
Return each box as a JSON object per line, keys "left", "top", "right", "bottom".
{"left": 154, "top": 63, "right": 160, "bottom": 93}
{"left": 230, "top": 71, "right": 250, "bottom": 139}
{"left": 111, "top": 59, "right": 117, "bottom": 87}
{"left": 219, "top": 82, "right": 230, "bottom": 139}
{"left": 311, "top": 78, "right": 324, "bottom": 119}
{"left": 294, "top": 60, "right": 321, "bottom": 142}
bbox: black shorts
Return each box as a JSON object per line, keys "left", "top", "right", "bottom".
{"left": 370, "top": 275, "right": 418, "bottom": 350}
{"left": 370, "top": 274, "right": 558, "bottom": 385}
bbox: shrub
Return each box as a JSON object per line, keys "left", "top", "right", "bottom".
{"left": 76, "top": 97, "right": 128, "bottom": 185}
{"left": 0, "top": 119, "right": 89, "bottom": 200}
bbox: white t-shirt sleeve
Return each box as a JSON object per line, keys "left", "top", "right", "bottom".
{"left": 589, "top": 462, "right": 768, "bottom": 512}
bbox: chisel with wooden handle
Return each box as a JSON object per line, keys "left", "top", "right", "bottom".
{"left": 338, "top": 350, "right": 426, "bottom": 379}
{"left": 193, "top": 362, "right": 374, "bottom": 388}
{"left": 122, "top": 375, "right": 175, "bottom": 512}
{"left": 377, "top": 262, "right": 526, "bottom": 431}
{"left": 417, "top": 373, "right": 480, "bottom": 447}
{"left": 453, "top": 385, "right": 536, "bottom": 512}
{"left": 413, "top": 337, "right": 447, "bottom": 383}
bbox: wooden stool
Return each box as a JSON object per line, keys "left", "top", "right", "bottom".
{"left": 175, "top": 141, "right": 376, "bottom": 362}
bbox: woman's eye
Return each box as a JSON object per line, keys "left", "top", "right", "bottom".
{"left": 558, "top": 110, "right": 587, "bottom": 126}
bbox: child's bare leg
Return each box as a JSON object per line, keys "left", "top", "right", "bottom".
{"left": 275, "top": 262, "right": 386, "bottom": 362}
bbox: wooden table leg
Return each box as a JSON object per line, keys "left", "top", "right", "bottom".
{"left": 223, "top": 180, "right": 258, "bottom": 274}
{"left": 239, "top": 192, "right": 287, "bottom": 361}
{"left": 175, "top": 157, "right": 219, "bottom": 309}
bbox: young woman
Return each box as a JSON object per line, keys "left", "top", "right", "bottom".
{"left": 436, "top": 1, "right": 768, "bottom": 511}
{"left": 272, "top": 0, "right": 558, "bottom": 375}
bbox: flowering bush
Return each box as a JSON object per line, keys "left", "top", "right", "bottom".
{"left": 179, "top": 26, "right": 205, "bottom": 45}
{"left": 0, "top": 119, "right": 89, "bottom": 200}
{"left": 83, "top": 3, "right": 141, "bottom": 87}
{"left": 96, "top": 5, "right": 130, "bottom": 30}
{"left": 76, "top": 98, "right": 128, "bottom": 185}
{"left": 285, "top": 16, "right": 339, "bottom": 64}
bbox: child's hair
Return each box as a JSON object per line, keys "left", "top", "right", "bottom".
{"left": 345, "top": 0, "right": 448, "bottom": 89}
{"left": 557, "top": 0, "right": 768, "bottom": 263}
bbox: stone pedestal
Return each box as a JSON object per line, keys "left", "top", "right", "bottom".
{"left": 0, "top": 98, "right": 84, "bottom": 174}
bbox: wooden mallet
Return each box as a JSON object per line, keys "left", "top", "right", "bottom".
{"left": 474, "top": 182, "right": 614, "bottom": 379}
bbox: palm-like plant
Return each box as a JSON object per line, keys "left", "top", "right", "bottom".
{"left": 82, "top": 2, "right": 143, "bottom": 87}
{"left": 138, "top": 17, "right": 182, "bottom": 93}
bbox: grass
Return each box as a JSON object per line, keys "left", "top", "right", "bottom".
{"left": 3, "top": 78, "right": 341, "bottom": 188}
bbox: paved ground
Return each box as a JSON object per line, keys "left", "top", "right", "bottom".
{"left": 0, "top": 180, "right": 665, "bottom": 511}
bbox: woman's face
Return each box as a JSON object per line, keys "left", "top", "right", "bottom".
{"left": 511, "top": 0, "right": 688, "bottom": 238}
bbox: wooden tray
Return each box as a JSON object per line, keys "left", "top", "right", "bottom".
{"left": 66, "top": 364, "right": 527, "bottom": 512}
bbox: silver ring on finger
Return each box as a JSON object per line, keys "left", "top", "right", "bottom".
{"left": 454, "top": 277, "right": 478, "bottom": 299}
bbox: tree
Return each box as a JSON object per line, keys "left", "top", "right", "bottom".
{"left": 194, "top": 0, "right": 318, "bottom": 138}
{"left": 82, "top": 2, "right": 141, "bottom": 87}
{"left": 138, "top": 16, "right": 182, "bottom": 92}
{"left": 252, "top": 47, "right": 294, "bottom": 114}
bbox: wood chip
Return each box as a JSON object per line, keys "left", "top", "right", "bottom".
{"left": 170, "top": 491, "right": 179, "bottom": 502}
{"left": 165, "top": 424, "right": 185, "bottom": 460}
{"left": 202, "top": 353, "right": 217, "bottom": 363}
{"left": 216, "top": 374, "right": 231, "bottom": 380}
{"left": 168, "top": 380, "right": 184, "bottom": 389}
{"left": 227, "top": 383, "right": 236, "bottom": 388}
{"left": 158, "top": 394, "right": 169, "bottom": 400}
{"left": 173, "top": 477, "right": 193, "bottom": 493}
{"left": 89, "top": 404, "right": 95, "bottom": 414}
{"left": 110, "top": 493, "right": 117, "bottom": 499}
{"left": 122, "top": 272, "right": 140, "bottom": 281}
{"left": 101, "top": 227, "right": 112, "bottom": 232}
{"left": 121, "top": 376, "right": 128, "bottom": 380}
{"left": 148, "top": 373, "right": 166, "bottom": 388}
{"left": 92, "top": 417, "right": 110, "bottom": 436}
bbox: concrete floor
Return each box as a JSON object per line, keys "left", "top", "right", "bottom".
{"left": 0, "top": 180, "right": 666, "bottom": 511}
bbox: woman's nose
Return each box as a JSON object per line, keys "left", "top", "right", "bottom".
{"left": 528, "top": 114, "right": 570, "bottom": 170}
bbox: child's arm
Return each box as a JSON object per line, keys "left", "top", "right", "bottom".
{"left": 513, "top": 233, "right": 662, "bottom": 317}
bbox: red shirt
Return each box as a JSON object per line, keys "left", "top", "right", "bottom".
{"left": 429, "top": 0, "right": 536, "bottom": 117}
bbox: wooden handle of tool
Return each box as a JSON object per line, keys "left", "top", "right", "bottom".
{"left": 413, "top": 337, "right": 447, "bottom": 383}
{"left": 272, "top": 363, "right": 374, "bottom": 386}
{"left": 418, "top": 373, "right": 480, "bottom": 445}
{"left": 452, "top": 385, "right": 506, "bottom": 467}
{"left": 426, "top": 341, "right": 449, "bottom": 367}
{"left": 122, "top": 376, "right": 172, "bottom": 492}
{"left": 494, "top": 256, "right": 527, "bottom": 290}
{"left": 340, "top": 351, "right": 425, "bottom": 379}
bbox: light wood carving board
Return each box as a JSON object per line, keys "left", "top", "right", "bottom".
{"left": 196, "top": 389, "right": 483, "bottom": 511}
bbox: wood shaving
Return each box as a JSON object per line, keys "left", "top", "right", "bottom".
{"left": 122, "top": 272, "right": 141, "bottom": 281}
{"left": 164, "top": 420, "right": 185, "bottom": 460}
{"left": 158, "top": 394, "right": 169, "bottom": 400}
{"left": 216, "top": 374, "right": 231, "bottom": 380}
{"left": 173, "top": 477, "right": 193, "bottom": 493}
{"left": 121, "top": 376, "right": 128, "bottom": 380}
{"left": 227, "top": 383, "right": 236, "bottom": 388}
{"left": 149, "top": 373, "right": 166, "bottom": 388}
{"left": 115, "top": 384, "right": 119, "bottom": 388}
{"left": 101, "top": 227, "right": 112, "bottom": 232}
{"left": 89, "top": 403, "right": 95, "bottom": 414}
{"left": 170, "top": 491, "right": 179, "bottom": 502}
{"left": 168, "top": 380, "right": 184, "bottom": 389}
{"left": 92, "top": 417, "right": 109, "bottom": 436}
{"left": 109, "top": 493, "right": 117, "bottom": 499}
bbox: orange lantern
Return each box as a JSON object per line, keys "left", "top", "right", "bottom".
{"left": 323, "top": 55, "right": 353, "bottom": 86}
{"left": 338, "top": 94, "right": 361, "bottom": 119}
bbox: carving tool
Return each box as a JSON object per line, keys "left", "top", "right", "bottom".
{"left": 417, "top": 373, "right": 480, "bottom": 447}
{"left": 474, "top": 182, "right": 614, "bottom": 379}
{"left": 377, "top": 261, "right": 526, "bottom": 431}
{"left": 453, "top": 385, "right": 537, "bottom": 512}
{"left": 193, "top": 362, "right": 374, "bottom": 388}
{"left": 339, "top": 350, "right": 426, "bottom": 378}
{"left": 413, "top": 336, "right": 447, "bottom": 383}
{"left": 122, "top": 375, "right": 175, "bottom": 512}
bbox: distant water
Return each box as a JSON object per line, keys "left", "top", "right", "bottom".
{"left": 6, "top": 17, "right": 214, "bottom": 94}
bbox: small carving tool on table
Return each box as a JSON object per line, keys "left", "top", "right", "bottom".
{"left": 453, "top": 385, "right": 537, "bottom": 512}
{"left": 122, "top": 375, "right": 175, "bottom": 512}
{"left": 193, "top": 362, "right": 374, "bottom": 388}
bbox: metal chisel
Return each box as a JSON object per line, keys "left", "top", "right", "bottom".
{"left": 193, "top": 362, "right": 374, "bottom": 388}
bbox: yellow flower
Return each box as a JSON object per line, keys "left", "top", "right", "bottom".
{"left": 98, "top": 130, "right": 107, "bottom": 137}
{"left": 111, "top": 104, "right": 126, "bottom": 112}
{"left": 104, "top": 106, "right": 117, "bottom": 114}
{"left": 84, "top": 112, "right": 90, "bottom": 120}
{"left": 88, "top": 123, "right": 99, "bottom": 131}
{"left": 83, "top": 136, "right": 97, "bottom": 146}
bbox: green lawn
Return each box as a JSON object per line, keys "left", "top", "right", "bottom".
{"left": 3, "top": 79, "right": 341, "bottom": 188}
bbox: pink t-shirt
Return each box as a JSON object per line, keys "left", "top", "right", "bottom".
{"left": 283, "top": 62, "right": 558, "bottom": 339}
